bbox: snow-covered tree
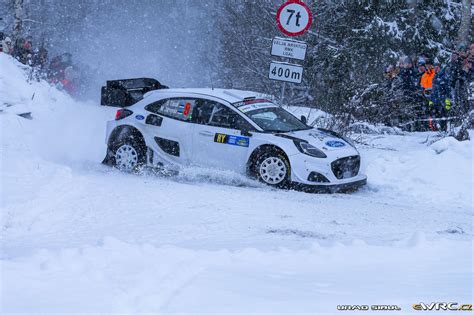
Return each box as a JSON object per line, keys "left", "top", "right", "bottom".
{"left": 217, "top": 0, "right": 469, "bottom": 126}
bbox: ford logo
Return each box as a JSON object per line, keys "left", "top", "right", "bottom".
{"left": 325, "top": 140, "right": 345, "bottom": 148}
{"left": 135, "top": 115, "right": 145, "bottom": 120}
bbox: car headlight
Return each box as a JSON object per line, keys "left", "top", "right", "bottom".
{"left": 294, "top": 140, "right": 327, "bottom": 158}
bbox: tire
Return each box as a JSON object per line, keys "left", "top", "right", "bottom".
{"left": 253, "top": 149, "right": 291, "bottom": 188}
{"left": 112, "top": 137, "right": 146, "bottom": 172}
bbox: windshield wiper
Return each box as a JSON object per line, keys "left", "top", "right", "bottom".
{"left": 286, "top": 126, "right": 312, "bottom": 132}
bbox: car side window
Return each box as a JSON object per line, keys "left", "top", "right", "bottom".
{"left": 145, "top": 98, "right": 196, "bottom": 122}
{"left": 144, "top": 99, "right": 167, "bottom": 114}
{"left": 192, "top": 99, "right": 253, "bottom": 130}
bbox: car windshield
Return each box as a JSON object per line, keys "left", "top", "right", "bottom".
{"left": 238, "top": 103, "right": 310, "bottom": 132}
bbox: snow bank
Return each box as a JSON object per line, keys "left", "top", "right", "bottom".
{"left": 348, "top": 122, "right": 405, "bottom": 135}
{"left": 0, "top": 54, "right": 73, "bottom": 116}
{"left": 1, "top": 53, "right": 114, "bottom": 163}
{"left": 363, "top": 133, "right": 473, "bottom": 208}
{"left": 1, "top": 54, "right": 116, "bottom": 206}
{"left": 1, "top": 236, "right": 471, "bottom": 313}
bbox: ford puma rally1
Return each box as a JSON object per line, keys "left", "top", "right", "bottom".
{"left": 103, "top": 87, "right": 367, "bottom": 191}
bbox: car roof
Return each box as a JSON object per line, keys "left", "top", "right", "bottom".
{"left": 144, "top": 88, "right": 273, "bottom": 104}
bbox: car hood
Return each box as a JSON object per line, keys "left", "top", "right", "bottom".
{"left": 282, "top": 128, "right": 354, "bottom": 152}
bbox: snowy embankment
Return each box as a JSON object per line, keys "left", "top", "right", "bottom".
{"left": 1, "top": 54, "right": 472, "bottom": 313}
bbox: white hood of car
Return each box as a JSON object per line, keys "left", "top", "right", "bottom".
{"left": 284, "top": 128, "right": 353, "bottom": 152}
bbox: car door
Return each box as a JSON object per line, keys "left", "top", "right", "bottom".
{"left": 141, "top": 98, "right": 195, "bottom": 166}
{"left": 191, "top": 99, "right": 253, "bottom": 173}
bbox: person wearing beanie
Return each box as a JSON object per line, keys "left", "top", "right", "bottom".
{"left": 1, "top": 36, "right": 13, "bottom": 55}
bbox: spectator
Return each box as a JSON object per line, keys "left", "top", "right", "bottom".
{"left": 429, "top": 66, "right": 452, "bottom": 131}
{"left": 416, "top": 56, "right": 429, "bottom": 88}
{"left": 392, "top": 56, "right": 416, "bottom": 92}
{"left": 60, "top": 53, "right": 72, "bottom": 68}
{"left": 1, "top": 36, "right": 13, "bottom": 55}
{"left": 451, "top": 43, "right": 467, "bottom": 76}
{"left": 31, "top": 47, "right": 49, "bottom": 80}
{"left": 384, "top": 65, "right": 399, "bottom": 80}
{"left": 32, "top": 47, "right": 48, "bottom": 69}
{"left": 13, "top": 38, "right": 33, "bottom": 64}
{"left": 383, "top": 64, "right": 399, "bottom": 91}
{"left": 449, "top": 43, "right": 471, "bottom": 113}
{"left": 48, "top": 55, "right": 65, "bottom": 83}
{"left": 0, "top": 32, "right": 4, "bottom": 52}
{"left": 420, "top": 64, "right": 435, "bottom": 94}
{"left": 463, "top": 43, "right": 473, "bottom": 74}
{"left": 61, "top": 65, "right": 78, "bottom": 96}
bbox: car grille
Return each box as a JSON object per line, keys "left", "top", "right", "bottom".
{"left": 331, "top": 155, "right": 360, "bottom": 179}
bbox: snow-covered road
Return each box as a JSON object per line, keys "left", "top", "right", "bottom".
{"left": 2, "top": 152, "right": 472, "bottom": 254}
{"left": 1, "top": 55, "right": 472, "bottom": 313}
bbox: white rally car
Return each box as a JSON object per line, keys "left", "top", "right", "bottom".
{"left": 102, "top": 85, "right": 366, "bottom": 192}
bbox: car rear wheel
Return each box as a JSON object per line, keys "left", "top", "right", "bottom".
{"left": 254, "top": 149, "right": 290, "bottom": 187}
{"left": 113, "top": 139, "right": 146, "bottom": 172}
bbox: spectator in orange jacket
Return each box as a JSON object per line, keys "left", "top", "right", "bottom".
{"left": 420, "top": 64, "right": 436, "bottom": 93}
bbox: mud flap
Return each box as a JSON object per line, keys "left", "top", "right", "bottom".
{"left": 101, "top": 148, "right": 116, "bottom": 166}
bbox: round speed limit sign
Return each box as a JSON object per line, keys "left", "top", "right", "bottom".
{"left": 276, "top": 0, "right": 312, "bottom": 37}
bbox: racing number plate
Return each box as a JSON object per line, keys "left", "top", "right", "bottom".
{"left": 214, "top": 133, "right": 250, "bottom": 147}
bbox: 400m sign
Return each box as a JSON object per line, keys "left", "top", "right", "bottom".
{"left": 268, "top": 61, "right": 303, "bottom": 84}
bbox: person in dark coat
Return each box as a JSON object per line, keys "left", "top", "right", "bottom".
{"left": 392, "top": 56, "right": 416, "bottom": 92}
{"left": 449, "top": 43, "right": 471, "bottom": 115}
{"left": 0, "top": 32, "right": 4, "bottom": 52}
{"left": 32, "top": 47, "right": 48, "bottom": 68}
{"left": 31, "top": 47, "right": 49, "bottom": 80}
{"left": 429, "top": 66, "right": 453, "bottom": 131}
{"left": 48, "top": 55, "right": 65, "bottom": 83}
{"left": 13, "top": 38, "right": 33, "bottom": 64}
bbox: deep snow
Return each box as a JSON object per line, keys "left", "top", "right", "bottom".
{"left": 1, "top": 54, "right": 472, "bottom": 313}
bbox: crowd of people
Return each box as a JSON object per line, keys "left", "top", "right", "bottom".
{"left": 0, "top": 32, "right": 79, "bottom": 96}
{"left": 383, "top": 43, "right": 474, "bottom": 131}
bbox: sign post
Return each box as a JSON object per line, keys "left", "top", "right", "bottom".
{"left": 271, "top": 0, "right": 312, "bottom": 103}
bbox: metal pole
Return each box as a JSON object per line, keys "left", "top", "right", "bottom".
{"left": 280, "top": 81, "right": 286, "bottom": 104}
{"left": 280, "top": 57, "right": 288, "bottom": 104}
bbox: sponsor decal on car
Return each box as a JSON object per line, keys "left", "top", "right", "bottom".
{"left": 135, "top": 114, "right": 145, "bottom": 120}
{"left": 325, "top": 140, "right": 345, "bottom": 148}
{"left": 214, "top": 133, "right": 250, "bottom": 147}
{"left": 238, "top": 103, "right": 279, "bottom": 113}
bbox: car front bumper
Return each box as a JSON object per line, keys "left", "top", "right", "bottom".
{"left": 290, "top": 176, "right": 367, "bottom": 193}
{"left": 288, "top": 151, "right": 367, "bottom": 191}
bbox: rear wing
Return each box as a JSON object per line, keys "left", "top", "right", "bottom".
{"left": 100, "top": 78, "right": 168, "bottom": 107}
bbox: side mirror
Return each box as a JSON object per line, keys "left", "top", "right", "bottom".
{"left": 300, "top": 115, "right": 307, "bottom": 124}
{"left": 241, "top": 127, "right": 253, "bottom": 137}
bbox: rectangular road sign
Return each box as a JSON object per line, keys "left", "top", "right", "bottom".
{"left": 271, "top": 37, "right": 307, "bottom": 61}
{"left": 268, "top": 61, "right": 303, "bottom": 84}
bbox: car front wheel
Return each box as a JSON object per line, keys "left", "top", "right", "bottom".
{"left": 254, "top": 150, "right": 290, "bottom": 187}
